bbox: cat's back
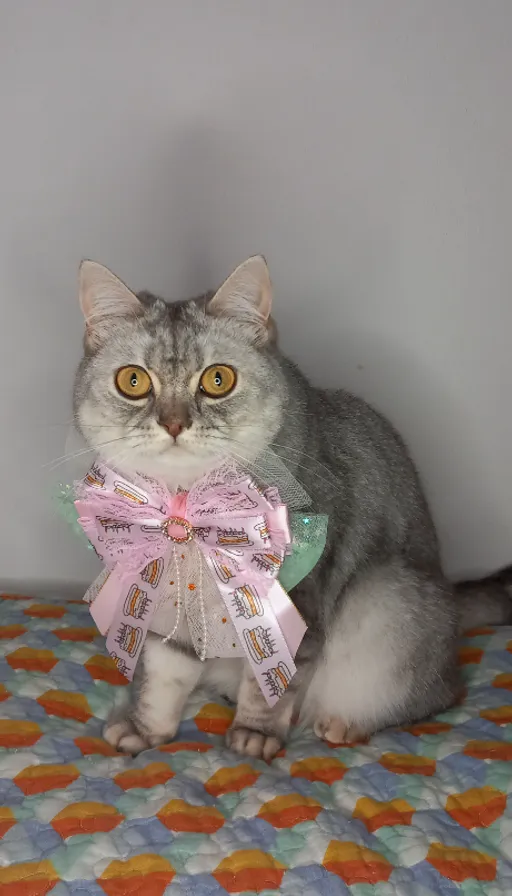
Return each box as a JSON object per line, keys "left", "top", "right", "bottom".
{"left": 311, "top": 385, "right": 439, "bottom": 562}
{"left": 280, "top": 355, "right": 437, "bottom": 549}
{"left": 313, "top": 386, "right": 410, "bottom": 470}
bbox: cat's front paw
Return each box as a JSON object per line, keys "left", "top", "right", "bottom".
{"left": 103, "top": 714, "right": 172, "bottom": 755}
{"left": 226, "top": 725, "right": 282, "bottom": 761}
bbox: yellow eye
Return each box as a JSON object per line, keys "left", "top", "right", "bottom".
{"left": 115, "top": 366, "right": 152, "bottom": 399}
{"left": 199, "top": 364, "right": 237, "bottom": 398}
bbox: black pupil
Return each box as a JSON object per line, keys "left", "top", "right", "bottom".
{"left": 130, "top": 373, "right": 138, "bottom": 387}
{"left": 214, "top": 371, "right": 222, "bottom": 387}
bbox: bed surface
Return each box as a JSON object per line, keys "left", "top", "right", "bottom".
{"left": 1, "top": 591, "right": 512, "bottom": 895}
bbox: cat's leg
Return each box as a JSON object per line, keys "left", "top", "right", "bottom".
{"left": 226, "top": 666, "right": 295, "bottom": 760}
{"left": 303, "top": 562, "right": 460, "bottom": 743}
{"left": 226, "top": 652, "right": 313, "bottom": 760}
{"left": 104, "top": 635, "right": 202, "bottom": 754}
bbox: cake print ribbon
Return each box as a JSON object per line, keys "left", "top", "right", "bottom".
{"left": 75, "top": 461, "right": 307, "bottom": 705}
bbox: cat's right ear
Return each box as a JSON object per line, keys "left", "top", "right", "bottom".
{"left": 206, "top": 255, "right": 276, "bottom": 345}
{"left": 79, "top": 261, "right": 142, "bottom": 350}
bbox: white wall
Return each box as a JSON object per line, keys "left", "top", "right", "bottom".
{"left": 1, "top": 0, "right": 511, "bottom": 590}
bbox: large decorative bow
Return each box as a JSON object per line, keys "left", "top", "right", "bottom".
{"left": 75, "top": 460, "right": 308, "bottom": 705}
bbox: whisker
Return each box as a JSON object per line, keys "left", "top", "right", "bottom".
{"left": 210, "top": 439, "right": 334, "bottom": 493}
{"left": 99, "top": 440, "right": 145, "bottom": 471}
{"left": 43, "top": 435, "right": 134, "bottom": 472}
{"left": 206, "top": 431, "right": 341, "bottom": 491}
{"left": 221, "top": 429, "right": 337, "bottom": 480}
{"left": 36, "top": 422, "right": 121, "bottom": 430}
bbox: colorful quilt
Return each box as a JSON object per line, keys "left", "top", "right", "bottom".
{"left": 1, "top": 592, "right": 512, "bottom": 895}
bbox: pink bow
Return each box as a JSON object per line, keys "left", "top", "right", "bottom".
{"left": 75, "top": 461, "right": 307, "bottom": 705}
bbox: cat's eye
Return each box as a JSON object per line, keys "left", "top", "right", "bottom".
{"left": 115, "top": 365, "right": 152, "bottom": 399}
{"left": 199, "top": 364, "right": 237, "bottom": 398}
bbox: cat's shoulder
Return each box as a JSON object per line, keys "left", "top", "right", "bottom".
{"left": 313, "top": 386, "right": 407, "bottom": 455}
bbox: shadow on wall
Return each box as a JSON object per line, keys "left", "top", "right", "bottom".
{"left": 283, "top": 324, "right": 510, "bottom": 581}
{"left": 6, "top": 126, "right": 223, "bottom": 305}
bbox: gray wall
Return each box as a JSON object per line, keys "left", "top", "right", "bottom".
{"left": 1, "top": 0, "right": 511, "bottom": 590}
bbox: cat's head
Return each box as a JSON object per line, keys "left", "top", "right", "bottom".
{"left": 73, "top": 256, "right": 286, "bottom": 486}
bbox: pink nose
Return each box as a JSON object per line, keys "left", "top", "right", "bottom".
{"left": 160, "top": 420, "right": 184, "bottom": 440}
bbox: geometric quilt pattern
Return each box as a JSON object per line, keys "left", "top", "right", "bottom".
{"left": 1, "top": 592, "right": 512, "bottom": 894}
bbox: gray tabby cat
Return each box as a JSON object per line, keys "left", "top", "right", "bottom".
{"left": 74, "top": 256, "right": 512, "bottom": 759}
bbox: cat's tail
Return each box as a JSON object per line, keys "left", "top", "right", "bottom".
{"left": 455, "top": 564, "right": 512, "bottom": 632}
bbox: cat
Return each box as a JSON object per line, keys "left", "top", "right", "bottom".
{"left": 74, "top": 255, "right": 512, "bottom": 759}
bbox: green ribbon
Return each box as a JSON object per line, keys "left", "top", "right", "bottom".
{"left": 279, "top": 513, "right": 328, "bottom": 590}
{"left": 54, "top": 483, "right": 95, "bottom": 549}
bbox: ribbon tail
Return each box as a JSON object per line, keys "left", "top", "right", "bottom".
{"left": 99, "top": 568, "right": 166, "bottom": 680}
{"left": 89, "top": 568, "right": 125, "bottom": 634}
{"left": 266, "top": 580, "right": 307, "bottom": 656}
{"left": 218, "top": 578, "right": 306, "bottom": 707}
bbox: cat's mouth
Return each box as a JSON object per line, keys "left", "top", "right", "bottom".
{"left": 143, "top": 432, "right": 222, "bottom": 462}
{"left": 159, "top": 439, "right": 190, "bottom": 456}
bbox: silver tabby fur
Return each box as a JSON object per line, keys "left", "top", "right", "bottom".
{"left": 74, "top": 258, "right": 512, "bottom": 759}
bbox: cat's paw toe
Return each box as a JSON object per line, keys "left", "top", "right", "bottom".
{"left": 103, "top": 717, "right": 150, "bottom": 755}
{"left": 104, "top": 717, "right": 136, "bottom": 749}
{"left": 314, "top": 715, "right": 366, "bottom": 745}
{"left": 117, "top": 732, "right": 151, "bottom": 754}
{"left": 226, "top": 725, "right": 282, "bottom": 761}
{"left": 103, "top": 712, "right": 177, "bottom": 755}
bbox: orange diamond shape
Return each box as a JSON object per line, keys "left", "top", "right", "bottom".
{"left": 205, "top": 764, "right": 260, "bottom": 797}
{"left": 458, "top": 646, "right": 484, "bottom": 665}
{"left": 353, "top": 797, "right": 415, "bottom": 832}
{"left": 85, "top": 654, "right": 129, "bottom": 685}
{"left": 7, "top": 647, "right": 58, "bottom": 674}
{"left": 379, "top": 752, "right": 436, "bottom": 776}
{"left": 24, "top": 603, "right": 67, "bottom": 618}
{"left": 37, "top": 690, "right": 92, "bottom": 723}
{"left": 258, "top": 793, "right": 323, "bottom": 828}
{"left": 157, "top": 799, "right": 224, "bottom": 833}
{"left": 446, "top": 786, "right": 506, "bottom": 829}
{"left": 98, "top": 854, "right": 175, "bottom": 896}
{"left": 427, "top": 842, "right": 496, "bottom": 882}
{"left": 194, "top": 702, "right": 234, "bottom": 735}
{"left": 492, "top": 673, "right": 512, "bottom": 691}
{"left": 0, "top": 859, "right": 59, "bottom": 895}
{"left": 52, "top": 802, "right": 124, "bottom": 838}
{"left": 0, "top": 720, "right": 41, "bottom": 748}
{"left": 0, "top": 808, "right": 16, "bottom": 839}
{"left": 53, "top": 626, "right": 99, "bottom": 642}
{"left": 115, "top": 763, "right": 175, "bottom": 790}
{"left": 15, "top": 764, "right": 80, "bottom": 796}
{"left": 74, "top": 737, "right": 120, "bottom": 757}
{"left": 0, "top": 624, "right": 27, "bottom": 639}
{"left": 291, "top": 756, "right": 347, "bottom": 785}
{"left": 323, "top": 841, "right": 392, "bottom": 885}
{"left": 464, "top": 740, "right": 512, "bottom": 761}
{"left": 480, "top": 706, "right": 512, "bottom": 725}
{"left": 213, "top": 850, "right": 287, "bottom": 893}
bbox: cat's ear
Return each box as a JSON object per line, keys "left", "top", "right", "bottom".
{"left": 79, "top": 260, "right": 142, "bottom": 349}
{"left": 207, "top": 255, "right": 275, "bottom": 344}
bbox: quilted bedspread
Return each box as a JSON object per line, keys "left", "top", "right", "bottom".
{"left": 1, "top": 593, "right": 512, "bottom": 895}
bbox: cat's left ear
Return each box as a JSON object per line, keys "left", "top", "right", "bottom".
{"left": 207, "top": 255, "right": 275, "bottom": 345}
{"left": 79, "top": 260, "right": 142, "bottom": 350}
